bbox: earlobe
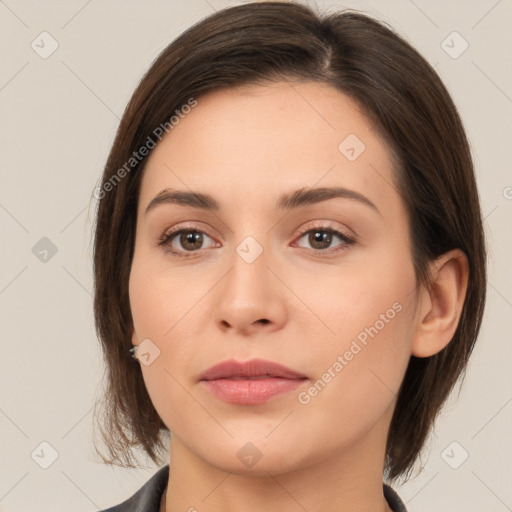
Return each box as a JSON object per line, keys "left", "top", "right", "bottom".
{"left": 411, "top": 249, "right": 469, "bottom": 358}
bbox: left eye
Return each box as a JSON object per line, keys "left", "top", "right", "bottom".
{"left": 294, "top": 227, "right": 354, "bottom": 251}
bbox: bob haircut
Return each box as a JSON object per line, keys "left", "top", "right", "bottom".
{"left": 92, "top": 1, "right": 486, "bottom": 482}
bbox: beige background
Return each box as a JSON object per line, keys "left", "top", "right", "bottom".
{"left": 0, "top": 1, "right": 511, "bottom": 511}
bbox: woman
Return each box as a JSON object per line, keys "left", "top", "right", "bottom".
{"left": 92, "top": 2, "right": 486, "bottom": 511}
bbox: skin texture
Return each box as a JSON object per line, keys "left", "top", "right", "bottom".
{"left": 128, "top": 81, "right": 469, "bottom": 512}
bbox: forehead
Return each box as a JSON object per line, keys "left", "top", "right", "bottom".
{"left": 138, "top": 81, "right": 400, "bottom": 217}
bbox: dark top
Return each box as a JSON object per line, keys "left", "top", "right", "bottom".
{"left": 99, "top": 464, "right": 408, "bottom": 512}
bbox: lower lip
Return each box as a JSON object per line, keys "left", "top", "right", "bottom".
{"left": 201, "top": 377, "right": 307, "bottom": 405}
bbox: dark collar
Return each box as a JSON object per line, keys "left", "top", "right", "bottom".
{"left": 99, "top": 465, "right": 169, "bottom": 512}
{"left": 384, "top": 482, "right": 408, "bottom": 512}
{"left": 99, "top": 464, "right": 408, "bottom": 512}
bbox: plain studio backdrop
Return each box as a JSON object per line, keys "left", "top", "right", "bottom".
{"left": 0, "top": 1, "right": 510, "bottom": 511}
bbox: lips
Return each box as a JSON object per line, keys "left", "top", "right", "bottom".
{"left": 199, "top": 358, "right": 308, "bottom": 405}
{"left": 199, "top": 358, "right": 307, "bottom": 381}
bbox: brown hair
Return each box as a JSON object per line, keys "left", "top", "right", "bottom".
{"left": 92, "top": 1, "right": 486, "bottom": 482}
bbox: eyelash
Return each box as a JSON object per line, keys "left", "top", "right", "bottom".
{"left": 157, "top": 223, "right": 356, "bottom": 258}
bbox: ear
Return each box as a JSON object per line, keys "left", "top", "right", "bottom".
{"left": 412, "top": 249, "right": 469, "bottom": 358}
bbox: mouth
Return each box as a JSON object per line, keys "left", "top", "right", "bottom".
{"left": 200, "top": 358, "right": 307, "bottom": 380}
{"left": 199, "top": 358, "right": 308, "bottom": 405}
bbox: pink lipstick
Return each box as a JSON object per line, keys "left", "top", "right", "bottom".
{"left": 199, "top": 358, "right": 308, "bottom": 405}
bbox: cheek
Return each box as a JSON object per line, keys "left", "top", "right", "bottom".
{"left": 290, "top": 248, "right": 416, "bottom": 417}
{"left": 128, "top": 254, "right": 211, "bottom": 428}
{"left": 289, "top": 246, "right": 416, "bottom": 353}
{"left": 292, "top": 294, "right": 415, "bottom": 458}
{"left": 128, "top": 250, "right": 206, "bottom": 342}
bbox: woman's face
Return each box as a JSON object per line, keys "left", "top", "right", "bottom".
{"left": 129, "top": 81, "right": 421, "bottom": 475}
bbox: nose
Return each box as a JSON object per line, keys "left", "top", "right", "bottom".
{"left": 212, "top": 238, "right": 287, "bottom": 336}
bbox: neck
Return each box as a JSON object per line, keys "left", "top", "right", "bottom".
{"left": 163, "top": 426, "right": 394, "bottom": 512}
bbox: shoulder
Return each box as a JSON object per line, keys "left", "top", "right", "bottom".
{"left": 98, "top": 464, "right": 169, "bottom": 512}
{"left": 384, "top": 483, "right": 408, "bottom": 512}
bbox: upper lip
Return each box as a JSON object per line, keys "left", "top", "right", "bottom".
{"left": 200, "top": 358, "right": 307, "bottom": 381}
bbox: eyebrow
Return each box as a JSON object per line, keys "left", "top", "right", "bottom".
{"left": 144, "top": 186, "right": 380, "bottom": 215}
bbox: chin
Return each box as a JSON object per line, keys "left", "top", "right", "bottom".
{"left": 192, "top": 434, "right": 321, "bottom": 478}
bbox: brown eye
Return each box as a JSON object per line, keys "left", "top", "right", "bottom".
{"left": 295, "top": 227, "right": 354, "bottom": 252}
{"left": 308, "top": 230, "right": 333, "bottom": 250}
{"left": 159, "top": 228, "right": 216, "bottom": 256}
{"left": 178, "top": 230, "right": 204, "bottom": 251}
